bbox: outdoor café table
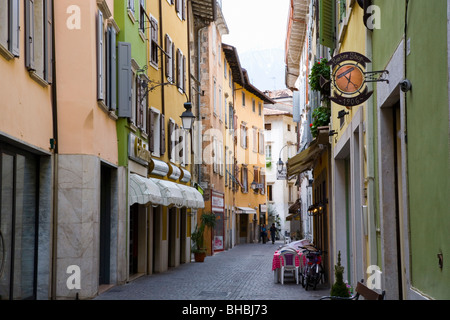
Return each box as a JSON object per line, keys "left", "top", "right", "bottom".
{"left": 272, "top": 248, "right": 303, "bottom": 283}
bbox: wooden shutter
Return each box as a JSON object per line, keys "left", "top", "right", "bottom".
{"left": 97, "top": 9, "right": 104, "bottom": 100}
{"left": 137, "top": 78, "right": 144, "bottom": 128}
{"left": 109, "top": 27, "right": 117, "bottom": 111}
{"left": 165, "top": 35, "right": 171, "bottom": 80}
{"left": 182, "top": 54, "right": 186, "bottom": 93}
{"left": 319, "top": 0, "right": 335, "bottom": 49}
{"left": 182, "top": 0, "right": 186, "bottom": 20}
{"left": 25, "top": 0, "right": 35, "bottom": 70}
{"left": 44, "top": 0, "right": 53, "bottom": 83}
{"left": 118, "top": 42, "right": 132, "bottom": 118}
{"left": 172, "top": 42, "right": 176, "bottom": 85}
{"left": 168, "top": 120, "right": 174, "bottom": 160}
{"left": 160, "top": 114, "right": 166, "bottom": 155}
{"left": 149, "top": 110, "right": 155, "bottom": 152}
{"left": 176, "top": 49, "right": 181, "bottom": 89}
{"left": 10, "top": 0, "right": 20, "bottom": 57}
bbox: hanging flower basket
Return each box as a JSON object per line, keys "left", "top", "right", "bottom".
{"left": 309, "top": 58, "right": 331, "bottom": 98}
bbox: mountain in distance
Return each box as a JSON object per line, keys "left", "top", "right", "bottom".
{"left": 238, "top": 47, "right": 287, "bottom": 92}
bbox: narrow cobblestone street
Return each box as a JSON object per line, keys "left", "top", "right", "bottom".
{"left": 94, "top": 241, "right": 330, "bottom": 300}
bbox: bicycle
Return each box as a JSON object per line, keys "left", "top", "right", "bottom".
{"left": 299, "top": 246, "right": 325, "bottom": 291}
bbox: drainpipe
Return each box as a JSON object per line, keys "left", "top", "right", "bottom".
{"left": 365, "top": 26, "right": 377, "bottom": 268}
{"left": 50, "top": 0, "right": 58, "bottom": 300}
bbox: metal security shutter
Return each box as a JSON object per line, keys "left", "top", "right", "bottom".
{"left": 118, "top": 42, "right": 132, "bottom": 118}
{"left": 319, "top": 0, "right": 335, "bottom": 49}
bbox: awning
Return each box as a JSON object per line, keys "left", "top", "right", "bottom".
{"left": 129, "top": 174, "right": 164, "bottom": 206}
{"left": 288, "top": 199, "right": 301, "bottom": 214}
{"left": 287, "top": 129, "right": 329, "bottom": 176}
{"left": 150, "top": 178, "right": 185, "bottom": 208}
{"left": 236, "top": 207, "right": 257, "bottom": 214}
{"left": 176, "top": 183, "right": 205, "bottom": 209}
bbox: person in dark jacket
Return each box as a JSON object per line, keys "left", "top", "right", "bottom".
{"left": 269, "top": 223, "right": 277, "bottom": 244}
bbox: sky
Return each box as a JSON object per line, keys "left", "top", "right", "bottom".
{"left": 221, "top": 0, "right": 291, "bottom": 91}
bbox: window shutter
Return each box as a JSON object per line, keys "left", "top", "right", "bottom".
{"left": 165, "top": 35, "right": 170, "bottom": 79}
{"left": 172, "top": 42, "right": 176, "bottom": 84}
{"left": 10, "top": 0, "right": 20, "bottom": 57}
{"left": 182, "top": 54, "right": 186, "bottom": 93}
{"left": 25, "top": 0, "right": 35, "bottom": 70}
{"left": 118, "top": 42, "right": 132, "bottom": 118}
{"left": 319, "top": 0, "right": 335, "bottom": 49}
{"left": 149, "top": 111, "right": 155, "bottom": 152}
{"left": 174, "top": 123, "right": 179, "bottom": 162}
{"left": 109, "top": 27, "right": 117, "bottom": 111}
{"left": 176, "top": 49, "right": 181, "bottom": 89}
{"left": 97, "top": 10, "right": 104, "bottom": 100}
{"left": 160, "top": 114, "right": 166, "bottom": 155}
{"left": 168, "top": 121, "right": 174, "bottom": 160}
{"left": 137, "top": 78, "right": 144, "bottom": 128}
{"left": 182, "top": 0, "right": 186, "bottom": 20}
{"left": 44, "top": 0, "right": 53, "bottom": 83}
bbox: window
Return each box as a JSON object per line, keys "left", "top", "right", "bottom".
{"left": 0, "top": 0, "right": 20, "bottom": 59}
{"left": 176, "top": 48, "right": 186, "bottom": 93}
{"left": 225, "top": 96, "right": 228, "bottom": 125}
{"left": 242, "top": 92, "right": 245, "bottom": 107}
{"left": 252, "top": 127, "right": 258, "bottom": 153}
{"left": 258, "top": 102, "right": 262, "bottom": 116}
{"left": 25, "top": 0, "right": 53, "bottom": 84}
{"left": 218, "top": 87, "right": 222, "bottom": 120}
{"left": 267, "top": 184, "right": 273, "bottom": 201}
{"left": 265, "top": 123, "right": 272, "bottom": 131}
{"left": 287, "top": 124, "right": 291, "bottom": 131}
{"left": 241, "top": 166, "right": 248, "bottom": 193}
{"left": 258, "top": 130, "right": 265, "bottom": 155}
{"left": 266, "top": 145, "right": 272, "bottom": 161}
{"left": 213, "top": 79, "right": 217, "bottom": 115}
{"left": 139, "top": 0, "right": 146, "bottom": 32}
{"left": 135, "top": 75, "right": 147, "bottom": 132}
{"left": 97, "top": 8, "right": 117, "bottom": 111}
{"left": 224, "top": 59, "right": 227, "bottom": 78}
{"left": 165, "top": 34, "right": 174, "bottom": 83}
{"left": 259, "top": 169, "right": 266, "bottom": 195}
{"left": 240, "top": 124, "right": 248, "bottom": 149}
{"left": 229, "top": 104, "right": 234, "bottom": 131}
{"left": 148, "top": 109, "right": 162, "bottom": 156}
{"left": 128, "top": 0, "right": 135, "bottom": 13}
{"left": 175, "top": 0, "right": 186, "bottom": 20}
{"left": 229, "top": 70, "right": 232, "bottom": 87}
{"left": 252, "top": 99, "right": 256, "bottom": 113}
{"left": 149, "top": 15, "right": 159, "bottom": 68}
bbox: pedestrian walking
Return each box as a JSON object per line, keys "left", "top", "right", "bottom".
{"left": 269, "top": 223, "right": 277, "bottom": 244}
{"left": 260, "top": 224, "right": 267, "bottom": 244}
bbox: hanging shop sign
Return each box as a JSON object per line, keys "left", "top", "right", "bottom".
{"left": 129, "top": 133, "right": 152, "bottom": 165}
{"left": 322, "top": 52, "right": 388, "bottom": 108}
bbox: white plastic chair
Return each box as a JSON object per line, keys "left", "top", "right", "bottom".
{"left": 280, "top": 250, "right": 299, "bottom": 285}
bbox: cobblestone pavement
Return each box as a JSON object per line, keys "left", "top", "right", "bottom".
{"left": 94, "top": 240, "right": 330, "bottom": 300}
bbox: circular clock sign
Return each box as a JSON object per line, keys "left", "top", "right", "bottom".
{"left": 335, "top": 64, "right": 365, "bottom": 94}
{"left": 327, "top": 52, "right": 374, "bottom": 108}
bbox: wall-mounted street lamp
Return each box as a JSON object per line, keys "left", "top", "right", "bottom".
{"left": 277, "top": 144, "right": 292, "bottom": 174}
{"left": 180, "top": 102, "right": 196, "bottom": 131}
{"left": 337, "top": 110, "right": 349, "bottom": 119}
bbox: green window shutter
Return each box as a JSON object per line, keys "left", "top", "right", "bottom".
{"left": 319, "top": 0, "right": 335, "bottom": 49}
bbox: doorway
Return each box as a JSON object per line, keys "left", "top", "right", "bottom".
{"left": 0, "top": 146, "right": 38, "bottom": 300}
{"left": 99, "top": 165, "right": 111, "bottom": 285}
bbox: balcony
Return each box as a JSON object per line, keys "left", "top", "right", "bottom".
{"left": 191, "top": 0, "right": 217, "bottom": 22}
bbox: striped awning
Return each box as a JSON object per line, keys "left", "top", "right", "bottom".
{"left": 129, "top": 174, "right": 164, "bottom": 206}
{"left": 236, "top": 207, "right": 257, "bottom": 214}
{"left": 176, "top": 183, "right": 205, "bottom": 209}
{"left": 150, "top": 178, "right": 185, "bottom": 208}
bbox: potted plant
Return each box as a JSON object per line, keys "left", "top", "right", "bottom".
{"left": 310, "top": 106, "right": 331, "bottom": 138}
{"left": 191, "top": 212, "right": 216, "bottom": 262}
{"left": 309, "top": 58, "right": 331, "bottom": 98}
{"left": 330, "top": 251, "right": 351, "bottom": 298}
